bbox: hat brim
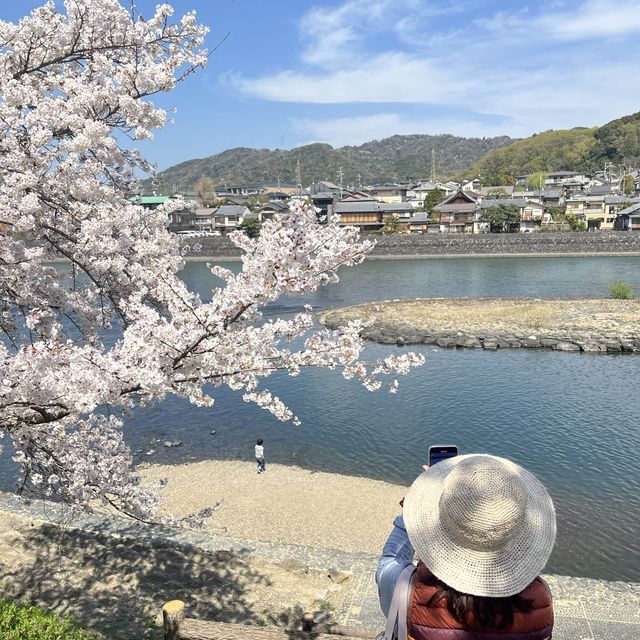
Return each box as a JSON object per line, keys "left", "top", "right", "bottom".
{"left": 403, "top": 454, "right": 556, "bottom": 598}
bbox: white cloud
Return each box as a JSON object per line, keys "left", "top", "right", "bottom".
{"left": 222, "top": 0, "right": 640, "bottom": 146}
{"left": 548, "top": 0, "right": 640, "bottom": 39}
{"left": 480, "top": 0, "right": 640, "bottom": 40}
{"left": 299, "top": 0, "right": 413, "bottom": 67}
{"left": 224, "top": 52, "right": 471, "bottom": 104}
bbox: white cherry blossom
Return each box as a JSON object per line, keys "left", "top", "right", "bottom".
{"left": 0, "top": 0, "right": 424, "bottom": 521}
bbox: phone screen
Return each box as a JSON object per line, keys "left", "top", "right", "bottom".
{"left": 429, "top": 446, "right": 458, "bottom": 466}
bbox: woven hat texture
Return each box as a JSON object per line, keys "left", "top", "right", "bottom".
{"left": 403, "top": 454, "right": 556, "bottom": 597}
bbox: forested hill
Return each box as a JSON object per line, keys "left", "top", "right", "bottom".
{"left": 466, "top": 112, "right": 640, "bottom": 181}
{"left": 148, "top": 134, "right": 514, "bottom": 190}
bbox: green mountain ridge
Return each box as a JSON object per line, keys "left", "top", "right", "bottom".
{"left": 466, "top": 112, "right": 640, "bottom": 181}
{"left": 148, "top": 112, "right": 640, "bottom": 192}
{"left": 147, "top": 134, "right": 515, "bottom": 191}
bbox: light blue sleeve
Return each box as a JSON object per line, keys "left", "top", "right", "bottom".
{"left": 375, "top": 513, "right": 415, "bottom": 617}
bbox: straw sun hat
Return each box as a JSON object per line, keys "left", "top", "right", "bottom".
{"left": 403, "top": 454, "right": 556, "bottom": 598}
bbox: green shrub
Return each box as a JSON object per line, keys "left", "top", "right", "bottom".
{"left": 0, "top": 599, "right": 99, "bottom": 639}
{"left": 607, "top": 280, "right": 635, "bottom": 300}
{"left": 564, "top": 213, "right": 587, "bottom": 231}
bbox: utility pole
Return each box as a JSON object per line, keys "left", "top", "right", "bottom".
{"left": 295, "top": 159, "right": 302, "bottom": 192}
{"left": 431, "top": 148, "right": 437, "bottom": 183}
{"left": 337, "top": 167, "right": 344, "bottom": 199}
{"left": 357, "top": 173, "right": 362, "bottom": 190}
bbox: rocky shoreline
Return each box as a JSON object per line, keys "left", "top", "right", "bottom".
{"left": 319, "top": 298, "right": 640, "bottom": 353}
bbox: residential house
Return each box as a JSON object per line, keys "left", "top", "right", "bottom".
{"left": 516, "top": 189, "right": 565, "bottom": 208}
{"left": 604, "top": 196, "right": 640, "bottom": 220}
{"left": 214, "top": 205, "right": 255, "bottom": 234}
{"left": 215, "top": 184, "right": 265, "bottom": 197}
{"left": 408, "top": 181, "right": 458, "bottom": 202}
{"left": 518, "top": 200, "right": 547, "bottom": 231}
{"left": 333, "top": 201, "right": 384, "bottom": 231}
{"left": 262, "top": 183, "right": 298, "bottom": 195}
{"left": 309, "top": 181, "right": 341, "bottom": 195}
{"left": 130, "top": 195, "right": 172, "bottom": 209}
{"left": 370, "top": 184, "right": 408, "bottom": 203}
{"left": 257, "top": 201, "right": 289, "bottom": 222}
{"left": 408, "top": 212, "right": 431, "bottom": 233}
{"left": 477, "top": 185, "right": 515, "bottom": 199}
{"left": 541, "top": 190, "right": 564, "bottom": 208}
{"left": 333, "top": 201, "right": 414, "bottom": 231}
{"left": 311, "top": 191, "right": 336, "bottom": 220}
{"left": 563, "top": 196, "right": 586, "bottom": 225}
{"left": 476, "top": 198, "right": 546, "bottom": 233}
{"left": 193, "top": 207, "right": 217, "bottom": 233}
{"left": 431, "top": 190, "right": 478, "bottom": 234}
{"left": 588, "top": 184, "right": 617, "bottom": 197}
{"left": 614, "top": 203, "right": 640, "bottom": 230}
{"left": 496, "top": 199, "right": 545, "bottom": 231}
{"left": 264, "top": 191, "right": 291, "bottom": 202}
{"left": 167, "top": 206, "right": 197, "bottom": 233}
{"left": 340, "top": 190, "right": 375, "bottom": 202}
{"left": 545, "top": 171, "right": 588, "bottom": 186}
{"left": 379, "top": 202, "right": 415, "bottom": 225}
{"left": 129, "top": 195, "right": 196, "bottom": 233}
{"left": 462, "top": 178, "right": 482, "bottom": 193}
{"left": 564, "top": 190, "right": 621, "bottom": 230}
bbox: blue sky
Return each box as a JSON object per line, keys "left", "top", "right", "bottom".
{"left": 4, "top": 0, "right": 640, "bottom": 170}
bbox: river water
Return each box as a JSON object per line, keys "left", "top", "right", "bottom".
{"left": 4, "top": 256, "right": 640, "bottom": 582}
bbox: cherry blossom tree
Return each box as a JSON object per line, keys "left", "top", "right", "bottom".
{"left": 0, "top": 0, "right": 424, "bottom": 520}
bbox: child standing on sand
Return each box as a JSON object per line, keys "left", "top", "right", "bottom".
{"left": 255, "top": 439, "right": 266, "bottom": 474}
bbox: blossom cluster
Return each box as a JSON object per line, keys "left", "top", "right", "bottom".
{"left": 0, "top": 1, "right": 424, "bottom": 521}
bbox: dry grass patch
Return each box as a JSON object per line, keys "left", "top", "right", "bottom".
{"left": 319, "top": 298, "right": 640, "bottom": 336}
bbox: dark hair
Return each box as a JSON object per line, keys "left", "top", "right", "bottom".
{"left": 423, "top": 572, "right": 533, "bottom": 630}
{"left": 256, "top": 439, "right": 263, "bottom": 445}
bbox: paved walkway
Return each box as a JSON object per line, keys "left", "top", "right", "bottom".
{"left": 1, "top": 493, "right": 638, "bottom": 639}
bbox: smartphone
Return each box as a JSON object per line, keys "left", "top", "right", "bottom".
{"left": 428, "top": 445, "right": 458, "bottom": 467}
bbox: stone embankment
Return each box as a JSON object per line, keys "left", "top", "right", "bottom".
{"left": 319, "top": 298, "right": 640, "bottom": 353}
{"left": 368, "top": 230, "right": 640, "bottom": 257}
{"left": 183, "top": 231, "right": 640, "bottom": 259}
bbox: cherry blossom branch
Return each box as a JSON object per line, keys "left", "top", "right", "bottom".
{"left": 0, "top": 1, "right": 424, "bottom": 521}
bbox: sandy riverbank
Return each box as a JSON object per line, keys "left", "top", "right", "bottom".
{"left": 141, "top": 460, "right": 407, "bottom": 555}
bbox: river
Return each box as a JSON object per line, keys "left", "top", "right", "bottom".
{"left": 3, "top": 256, "right": 640, "bottom": 582}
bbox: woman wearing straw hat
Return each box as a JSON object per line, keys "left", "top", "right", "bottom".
{"left": 376, "top": 454, "right": 556, "bottom": 640}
